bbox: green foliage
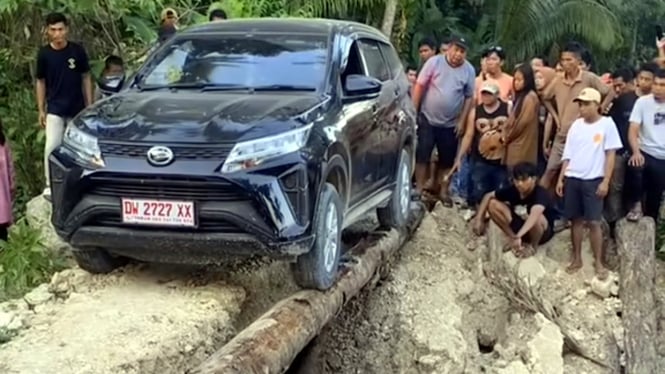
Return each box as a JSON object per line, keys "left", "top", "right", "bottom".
{"left": 0, "top": 218, "right": 67, "bottom": 302}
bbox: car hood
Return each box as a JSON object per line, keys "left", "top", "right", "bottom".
{"left": 78, "top": 91, "right": 324, "bottom": 143}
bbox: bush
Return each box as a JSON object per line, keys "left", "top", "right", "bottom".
{"left": 0, "top": 217, "right": 67, "bottom": 302}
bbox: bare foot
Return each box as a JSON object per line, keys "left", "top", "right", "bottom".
{"left": 566, "top": 260, "right": 583, "bottom": 274}
{"left": 595, "top": 263, "right": 609, "bottom": 280}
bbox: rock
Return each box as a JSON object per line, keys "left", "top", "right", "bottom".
{"left": 25, "top": 196, "right": 73, "bottom": 257}
{"left": 0, "top": 311, "right": 14, "bottom": 329}
{"left": 572, "top": 289, "right": 587, "bottom": 300}
{"left": 48, "top": 268, "right": 93, "bottom": 295}
{"left": 496, "top": 360, "right": 531, "bottom": 374}
{"left": 590, "top": 277, "right": 612, "bottom": 299}
{"left": 526, "top": 313, "right": 564, "bottom": 374}
{"left": 23, "top": 284, "right": 52, "bottom": 307}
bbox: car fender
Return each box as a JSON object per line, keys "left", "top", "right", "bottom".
{"left": 312, "top": 151, "right": 349, "bottom": 231}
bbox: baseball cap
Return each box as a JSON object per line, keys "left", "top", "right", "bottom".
{"left": 449, "top": 34, "right": 469, "bottom": 50}
{"left": 480, "top": 82, "right": 500, "bottom": 96}
{"left": 160, "top": 7, "right": 178, "bottom": 21}
{"left": 574, "top": 88, "right": 601, "bottom": 104}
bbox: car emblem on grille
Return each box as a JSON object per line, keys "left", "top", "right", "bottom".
{"left": 146, "top": 146, "right": 174, "bottom": 166}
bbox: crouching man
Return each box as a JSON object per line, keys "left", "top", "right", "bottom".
{"left": 472, "top": 162, "right": 555, "bottom": 258}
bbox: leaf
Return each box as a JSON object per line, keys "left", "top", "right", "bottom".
{"left": 123, "top": 15, "right": 156, "bottom": 43}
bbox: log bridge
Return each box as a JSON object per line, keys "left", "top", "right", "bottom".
{"left": 189, "top": 202, "right": 425, "bottom": 374}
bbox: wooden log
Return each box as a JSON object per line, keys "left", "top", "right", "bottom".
{"left": 189, "top": 203, "right": 425, "bottom": 374}
{"left": 616, "top": 217, "right": 660, "bottom": 374}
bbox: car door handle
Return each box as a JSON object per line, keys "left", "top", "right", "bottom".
{"left": 394, "top": 88, "right": 400, "bottom": 96}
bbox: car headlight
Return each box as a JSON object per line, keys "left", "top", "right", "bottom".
{"left": 62, "top": 123, "right": 105, "bottom": 168}
{"left": 221, "top": 125, "right": 312, "bottom": 173}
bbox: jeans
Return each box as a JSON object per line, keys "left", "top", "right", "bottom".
{"left": 625, "top": 151, "right": 665, "bottom": 221}
{"left": 451, "top": 155, "right": 472, "bottom": 200}
{"left": 470, "top": 160, "right": 507, "bottom": 206}
{"left": 44, "top": 114, "right": 68, "bottom": 187}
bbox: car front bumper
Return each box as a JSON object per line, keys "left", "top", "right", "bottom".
{"left": 48, "top": 146, "right": 315, "bottom": 263}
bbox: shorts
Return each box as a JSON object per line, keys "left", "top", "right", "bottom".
{"left": 415, "top": 114, "right": 457, "bottom": 169}
{"left": 470, "top": 160, "right": 507, "bottom": 205}
{"left": 564, "top": 177, "right": 604, "bottom": 222}
{"left": 510, "top": 210, "right": 554, "bottom": 245}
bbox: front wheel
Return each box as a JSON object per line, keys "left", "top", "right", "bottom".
{"left": 292, "top": 182, "right": 343, "bottom": 290}
{"left": 377, "top": 148, "right": 412, "bottom": 229}
{"left": 71, "top": 246, "right": 129, "bottom": 274}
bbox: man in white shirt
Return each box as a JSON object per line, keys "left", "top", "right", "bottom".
{"left": 625, "top": 68, "right": 665, "bottom": 223}
{"left": 556, "top": 88, "right": 622, "bottom": 280}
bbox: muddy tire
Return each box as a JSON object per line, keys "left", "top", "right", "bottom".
{"left": 72, "top": 247, "right": 128, "bottom": 274}
{"left": 292, "top": 182, "right": 343, "bottom": 290}
{"left": 377, "top": 149, "right": 412, "bottom": 229}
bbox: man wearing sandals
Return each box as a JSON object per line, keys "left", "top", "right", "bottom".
{"left": 624, "top": 68, "right": 665, "bottom": 223}
{"left": 556, "top": 88, "right": 622, "bottom": 280}
{"left": 472, "top": 162, "right": 555, "bottom": 258}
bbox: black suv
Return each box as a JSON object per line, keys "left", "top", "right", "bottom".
{"left": 49, "top": 18, "right": 416, "bottom": 290}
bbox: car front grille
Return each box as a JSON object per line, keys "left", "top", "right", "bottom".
{"left": 99, "top": 142, "right": 234, "bottom": 160}
{"left": 86, "top": 175, "right": 248, "bottom": 202}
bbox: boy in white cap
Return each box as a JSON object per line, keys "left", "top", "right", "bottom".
{"left": 555, "top": 88, "right": 622, "bottom": 279}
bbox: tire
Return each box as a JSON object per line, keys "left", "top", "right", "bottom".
{"left": 71, "top": 247, "right": 128, "bottom": 274}
{"left": 292, "top": 182, "right": 343, "bottom": 290}
{"left": 377, "top": 148, "right": 412, "bottom": 229}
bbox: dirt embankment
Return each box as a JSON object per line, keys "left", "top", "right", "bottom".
{"left": 311, "top": 204, "right": 665, "bottom": 374}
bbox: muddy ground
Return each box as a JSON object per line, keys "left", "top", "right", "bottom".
{"left": 3, "top": 197, "right": 665, "bottom": 373}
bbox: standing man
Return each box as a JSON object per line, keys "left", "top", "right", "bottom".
{"left": 475, "top": 45, "right": 513, "bottom": 104}
{"left": 36, "top": 12, "right": 93, "bottom": 200}
{"left": 412, "top": 35, "right": 475, "bottom": 204}
{"left": 417, "top": 38, "right": 437, "bottom": 66}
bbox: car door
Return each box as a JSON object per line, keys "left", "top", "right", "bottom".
{"left": 340, "top": 40, "right": 381, "bottom": 206}
{"left": 377, "top": 41, "right": 409, "bottom": 181}
{"left": 356, "top": 39, "right": 393, "bottom": 190}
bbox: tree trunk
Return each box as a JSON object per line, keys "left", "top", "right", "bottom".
{"left": 616, "top": 218, "right": 660, "bottom": 374}
{"left": 189, "top": 203, "right": 425, "bottom": 374}
{"left": 380, "top": 0, "right": 399, "bottom": 37}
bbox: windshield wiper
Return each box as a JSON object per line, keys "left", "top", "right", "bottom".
{"left": 138, "top": 83, "right": 247, "bottom": 92}
{"left": 248, "top": 84, "right": 316, "bottom": 92}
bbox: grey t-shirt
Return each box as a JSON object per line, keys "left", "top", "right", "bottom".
{"left": 417, "top": 55, "right": 475, "bottom": 128}
{"left": 629, "top": 94, "right": 665, "bottom": 160}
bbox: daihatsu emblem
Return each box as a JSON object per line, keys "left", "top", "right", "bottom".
{"left": 147, "top": 146, "right": 174, "bottom": 166}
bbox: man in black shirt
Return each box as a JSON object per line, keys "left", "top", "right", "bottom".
{"left": 604, "top": 67, "right": 638, "bottom": 231}
{"left": 472, "top": 162, "right": 555, "bottom": 258}
{"left": 35, "top": 12, "right": 93, "bottom": 199}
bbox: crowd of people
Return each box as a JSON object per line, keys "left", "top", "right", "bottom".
{"left": 407, "top": 35, "right": 665, "bottom": 279}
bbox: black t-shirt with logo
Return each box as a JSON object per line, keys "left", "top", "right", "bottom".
{"left": 36, "top": 42, "right": 90, "bottom": 118}
{"left": 495, "top": 184, "right": 555, "bottom": 225}
{"left": 471, "top": 101, "right": 509, "bottom": 165}
{"left": 608, "top": 91, "right": 638, "bottom": 154}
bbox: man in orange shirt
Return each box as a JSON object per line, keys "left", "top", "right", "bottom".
{"left": 475, "top": 46, "right": 513, "bottom": 104}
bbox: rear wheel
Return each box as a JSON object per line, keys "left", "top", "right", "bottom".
{"left": 292, "top": 182, "right": 343, "bottom": 290}
{"left": 378, "top": 148, "right": 412, "bottom": 229}
{"left": 71, "top": 247, "right": 128, "bottom": 274}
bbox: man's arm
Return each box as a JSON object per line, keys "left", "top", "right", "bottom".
{"left": 628, "top": 122, "right": 641, "bottom": 154}
{"left": 412, "top": 57, "right": 436, "bottom": 111}
{"left": 602, "top": 150, "right": 616, "bottom": 186}
{"left": 454, "top": 109, "right": 476, "bottom": 164}
{"left": 456, "top": 97, "right": 473, "bottom": 135}
{"left": 515, "top": 204, "right": 545, "bottom": 238}
{"left": 476, "top": 191, "right": 495, "bottom": 220}
{"left": 557, "top": 160, "right": 570, "bottom": 186}
{"left": 82, "top": 73, "right": 94, "bottom": 107}
{"left": 36, "top": 79, "right": 46, "bottom": 114}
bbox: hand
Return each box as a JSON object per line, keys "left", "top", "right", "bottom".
{"left": 556, "top": 179, "right": 564, "bottom": 197}
{"left": 472, "top": 218, "right": 486, "bottom": 236}
{"left": 511, "top": 236, "right": 522, "bottom": 250}
{"left": 449, "top": 160, "right": 461, "bottom": 175}
{"left": 455, "top": 121, "right": 465, "bottom": 137}
{"left": 628, "top": 151, "right": 645, "bottom": 168}
{"left": 38, "top": 111, "right": 46, "bottom": 128}
{"left": 596, "top": 181, "right": 609, "bottom": 198}
{"left": 542, "top": 142, "right": 551, "bottom": 159}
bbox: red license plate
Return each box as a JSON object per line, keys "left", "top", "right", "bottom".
{"left": 121, "top": 198, "right": 195, "bottom": 227}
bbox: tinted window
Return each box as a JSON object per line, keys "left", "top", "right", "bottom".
{"left": 358, "top": 40, "right": 390, "bottom": 82}
{"left": 139, "top": 34, "right": 328, "bottom": 89}
{"left": 378, "top": 43, "right": 404, "bottom": 78}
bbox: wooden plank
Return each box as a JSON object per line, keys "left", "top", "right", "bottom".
{"left": 189, "top": 203, "right": 425, "bottom": 374}
{"left": 616, "top": 217, "right": 660, "bottom": 374}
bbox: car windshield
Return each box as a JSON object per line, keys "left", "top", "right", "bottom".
{"left": 138, "top": 33, "right": 329, "bottom": 91}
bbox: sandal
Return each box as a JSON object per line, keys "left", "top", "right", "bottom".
{"left": 626, "top": 209, "right": 643, "bottom": 222}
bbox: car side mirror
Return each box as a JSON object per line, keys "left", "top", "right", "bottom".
{"left": 343, "top": 74, "right": 381, "bottom": 100}
{"left": 97, "top": 74, "right": 126, "bottom": 95}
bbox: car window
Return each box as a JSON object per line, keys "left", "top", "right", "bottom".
{"left": 357, "top": 39, "right": 391, "bottom": 82}
{"left": 378, "top": 43, "right": 404, "bottom": 79}
{"left": 139, "top": 33, "right": 329, "bottom": 90}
